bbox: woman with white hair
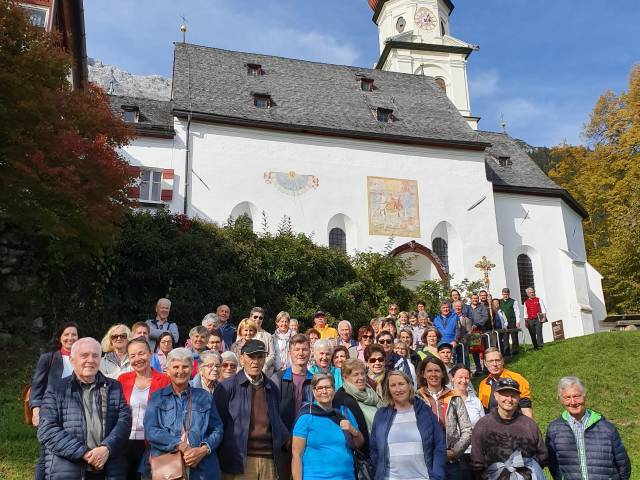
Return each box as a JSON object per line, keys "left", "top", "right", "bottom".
{"left": 308, "top": 340, "right": 343, "bottom": 389}
{"left": 190, "top": 350, "right": 222, "bottom": 394}
{"left": 100, "top": 324, "right": 132, "bottom": 379}
{"left": 220, "top": 351, "right": 239, "bottom": 380}
{"left": 143, "top": 348, "right": 223, "bottom": 480}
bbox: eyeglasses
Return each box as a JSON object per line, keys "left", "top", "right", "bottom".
{"left": 221, "top": 362, "right": 237, "bottom": 368}
{"left": 361, "top": 335, "right": 373, "bottom": 339}
{"left": 368, "top": 357, "right": 385, "bottom": 363}
{"left": 203, "top": 363, "right": 220, "bottom": 369}
{"left": 378, "top": 339, "right": 393, "bottom": 344}
{"left": 314, "top": 386, "right": 334, "bottom": 392}
{"left": 111, "top": 333, "right": 128, "bottom": 340}
{"left": 252, "top": 315, "right": 264, "bottom": 320}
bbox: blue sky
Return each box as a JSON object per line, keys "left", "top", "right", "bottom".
{"left": 84, "top": 0, "right": 640, "bottom": 147}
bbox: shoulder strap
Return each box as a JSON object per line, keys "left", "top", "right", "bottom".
{"left": 46, "top": 351, "right": 56, "bottom": 375}
{"left": 100, "top": 383, "right": 108, "bottom": 440}
{"left": 185, "top": 391, "right": 193, "bottom": 435}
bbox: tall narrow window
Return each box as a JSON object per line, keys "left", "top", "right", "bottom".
{"left": 517, "top": 254, "right": 535, "bottom": 301}
{"left": 432, "top": 237, "right": 449, "bottom": 272}
{"left": 329, "top": 227, "right": 347, "bottom": 253}
{"left": 440, "top": 20, "right": 446, "bottom": 37}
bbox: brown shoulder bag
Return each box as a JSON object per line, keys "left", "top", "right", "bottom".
{"left": 150, "top": 392, "right": 192, "bottom": 480}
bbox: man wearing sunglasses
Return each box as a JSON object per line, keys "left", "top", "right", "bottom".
{"left": 250, "top": 307, "right": 276, "bottom": 376}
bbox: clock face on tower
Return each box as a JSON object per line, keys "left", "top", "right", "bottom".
{"left": 414, "top": 7, "right": 437, "bottom": 31}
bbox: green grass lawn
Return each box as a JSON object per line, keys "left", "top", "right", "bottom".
{"left": 1, "top": 331, "right": 638, "bottom": 479}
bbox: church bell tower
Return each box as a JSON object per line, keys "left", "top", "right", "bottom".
{"left": 368, "top": 0, "right": 479, "bottom": 129}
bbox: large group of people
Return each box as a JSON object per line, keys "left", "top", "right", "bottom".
{"left": 28, "top": 295, "right": 631, "bottom": 480}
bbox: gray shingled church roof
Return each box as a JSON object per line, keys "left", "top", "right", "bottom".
{"left": 478, "top": 130, "right": 588, "bottom": 217}
{"left": 171, "top": 43, "right": 486, "bottom": 149}
{"left": 108, "top": 95, "right": 174, "bottom": 136}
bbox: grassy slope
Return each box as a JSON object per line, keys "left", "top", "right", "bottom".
{"left": 507, "top": 331, "right": 640, "bottom": 477}
{"left": 0, "top": 331, "right": 637, "bottom": 479}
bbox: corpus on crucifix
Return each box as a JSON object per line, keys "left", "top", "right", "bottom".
{"left": 475, "top": 256, "right": 496, "bottom": 288}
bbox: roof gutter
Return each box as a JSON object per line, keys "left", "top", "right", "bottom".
{"left": 172, "top": 109, "right": 491, "bottom": 152}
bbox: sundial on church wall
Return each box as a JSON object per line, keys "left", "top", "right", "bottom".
{"left": 264, "top": 171, "right": 319, "bottom": 196}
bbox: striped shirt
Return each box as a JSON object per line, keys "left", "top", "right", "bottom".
{"left": 567, "top": 411, "right": 590, "bottom": 480}
{"left": 387, "top": 407, "right": 430, "bottom": 480}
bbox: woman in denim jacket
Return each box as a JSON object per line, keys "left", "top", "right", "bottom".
{"left": 143, "top": 348, "right": 223, "bottom": 480}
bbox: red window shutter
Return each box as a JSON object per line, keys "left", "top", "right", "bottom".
{"left": 161, "top": 189, "right": 173, "bottom": 201}
{"left": 127, "top": 166, "right": 141, "bottom": 176}
{"left": 162, "top": 169, "right": 174, "bottom": 180}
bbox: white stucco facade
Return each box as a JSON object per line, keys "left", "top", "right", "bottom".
{"left": 116, "top": 0, "right": 607, "bottom": 340}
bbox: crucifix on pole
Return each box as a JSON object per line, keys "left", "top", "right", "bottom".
{"left": 475, "top": 256, "right": 496, "bottom": 289}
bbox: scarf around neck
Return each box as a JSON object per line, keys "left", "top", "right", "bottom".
{"left": 342, "top": 381, "right": 382, "bottom": 431}
{"left": 300, "top": 401, "right": 355, "bottom": 449}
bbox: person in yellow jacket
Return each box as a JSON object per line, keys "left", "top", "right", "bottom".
{"left": 313, "top": 311, "right": 338, "bottom": 340}
{"left": 478, "top": 347, "right": 533, "bottom": 418}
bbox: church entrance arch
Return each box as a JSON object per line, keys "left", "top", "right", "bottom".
{"left": 389, "top": 241, "right": 448, "bottom": 289}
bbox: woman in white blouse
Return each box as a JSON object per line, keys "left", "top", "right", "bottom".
{"left": 118, "top": 338, "right": 170, "bottom": 479}
{"left": 272, "top": 311, "right": 293, "bottom": 372}
{"left": 451, "top": 365, "right": 485, "bottom": 480}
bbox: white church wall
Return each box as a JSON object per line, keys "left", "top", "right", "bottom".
{"left": 586, "top": 262, "right": 607, "bottom": 330}
{"left": 493, "top": 192, "right": 606, "bottom": 340}
{"left": 118, "top": 135, "right": 182, "bottom": 213}
{"left": 161, "top": 121, "right": 506, "bottom": 284}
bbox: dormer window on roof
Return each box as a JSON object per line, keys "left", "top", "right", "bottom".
{"left": 498, "top": 156, "right": 513, "bottom": 167}
{"left": 122, "top": 106, "right": 139, "bottom": 123}
{"left": 376, "top": 108, "right": 393, "bottom": 123}
{"left": 247, "top": 63, "right": 263, "bottom": 76}
{"left": 361, "top": 78, "right": 374, "bottom": 92}
{"left": 253, "top": 94, "right": 271, "bottom": 109}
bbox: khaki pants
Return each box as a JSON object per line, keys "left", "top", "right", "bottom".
{"left": 224, "top": 456, "right": 276, "bottom": 480}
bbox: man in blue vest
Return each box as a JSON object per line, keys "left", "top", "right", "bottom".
{"left": 546, "top": 376, "right": 631, "bottom": 480}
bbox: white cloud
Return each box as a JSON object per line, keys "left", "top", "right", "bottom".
{"left": 470, "top": 69, "right": 499, "bottom": 97}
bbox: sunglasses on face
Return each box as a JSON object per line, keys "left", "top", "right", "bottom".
{"left": 221, "top": 362, "right": 237, "bottom": 368}
{"left": 361, "top": 335, "right": 373, "bottom": 339}
{"left": 252, "top": 315, "right": 264, "bottom": 320}
{"left": 111, "top": 334, "right": 128, "bottom": 340}
{"left": 368, "top": 357, "right": 385, "bottom": 363}
{"left": 378, "top": 339, "right": 393, "bottom": 344}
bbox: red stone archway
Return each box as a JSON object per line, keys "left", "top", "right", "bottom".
{"left": 389, "top": 240, "right": 448, "bottom": 280}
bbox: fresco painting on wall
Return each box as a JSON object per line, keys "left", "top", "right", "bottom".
{"left": 264, "top": 171, "right": 319, "bottom": 196}
{"left": 367, "top": 176, "right": 421, "bottom": 237}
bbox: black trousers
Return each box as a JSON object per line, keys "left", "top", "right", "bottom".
{"left": 502, "top": 327, "right": 519, "bottom": 356}
{"left": 124, "top": 439, "right": 146, "bottom": 480}
{"left": 526, "top": 318, "right": 544, "bottom": 349}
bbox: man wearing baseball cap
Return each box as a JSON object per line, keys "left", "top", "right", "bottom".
{"left": 471, "top": 377, "right": 547, "bottom": 479}
{"left": 213, "top": 340, "right": 289, "bottom": 480}
{"left": 312, "top": 311, "right": 338, "bottom": 340}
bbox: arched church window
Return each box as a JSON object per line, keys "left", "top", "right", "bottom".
{"left": 435, "top": 78, "right": 446, "bottom": 93}
{"left": 517, "top": 254, "right": 535, "bottom": 301}
{"left": 432, "top": 237, "right": 449, "bottom": 271}
{"left": 329, "top": 227, "right": 347, "bottom": 253}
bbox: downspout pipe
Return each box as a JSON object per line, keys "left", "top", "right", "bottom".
{"left": 183, "top": 112, "right": 191, "bottom": 215}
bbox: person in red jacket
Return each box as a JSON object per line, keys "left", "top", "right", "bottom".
{"left": 118, "top": 338, "right": 170, "bottom": 479}
{"left": 523, "top": 287, "right": 547, "bottom": 350}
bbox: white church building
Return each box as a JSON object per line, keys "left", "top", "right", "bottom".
{"left": 109, "top": 0, "right": 606, "bottom": 340}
